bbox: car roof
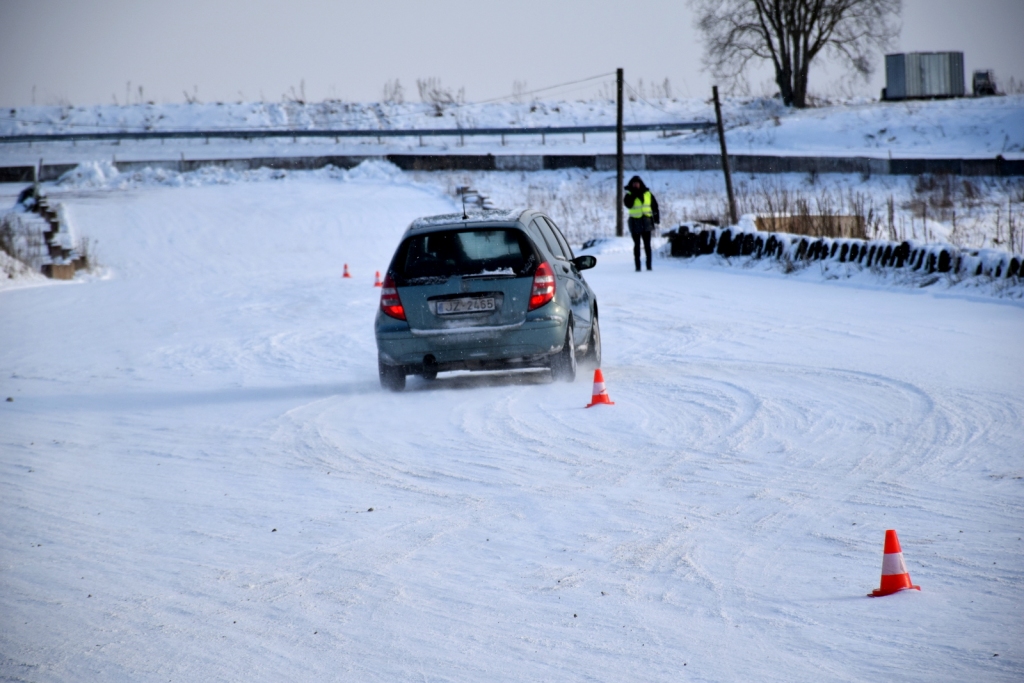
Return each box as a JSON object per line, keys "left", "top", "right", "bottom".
{"left": 406, "top": 208, "right": 538, "bottom": 234}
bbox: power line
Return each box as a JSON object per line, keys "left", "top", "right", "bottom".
{"left": 471, "top": 72, "right": 616, "bottom": 105}
{"left": 372, "top": 73, "right": 617, "bottom": 122}
{"left": 622, "top": 81, "right": 678, "bottom": 118}
{"left": 625, "top": 88, "right": 648, "bottom": 157}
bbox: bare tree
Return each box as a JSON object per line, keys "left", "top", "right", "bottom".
{"left": 692, "top": 0, "right": 901, "bottom": 107}
{"left": 416, "top": 78, "right": 465, "bottom": 116}
{"left": 512, "top": 80, "right": 528, "bottom": 104}
{"left": 382, "top": 79, "right": 405, "bottom": 104}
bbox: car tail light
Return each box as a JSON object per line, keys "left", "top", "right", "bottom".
{"left": 528, "top": 261, "right": 556, "bottom": 310}
{"left": 380, "top": 273, "right": 406, "bottom": 320}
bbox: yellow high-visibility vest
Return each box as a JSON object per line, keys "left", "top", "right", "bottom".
{"left": 629, "top": 191, "right": 653, "bottom": 219}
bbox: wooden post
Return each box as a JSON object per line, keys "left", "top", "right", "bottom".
{"left": 713, "top": 86, "right": 737, "bottom": 225}
{"left": 616, "top": 68, "right": 624, "bottom": 237}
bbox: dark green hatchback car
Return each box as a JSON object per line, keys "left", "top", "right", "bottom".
{"left": 374, "top": 209, "right": 600, "bottom": 391}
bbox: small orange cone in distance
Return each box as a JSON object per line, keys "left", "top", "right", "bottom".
{"left": 373, "top": 271, "right": 383, "bottom": 287}
{"left": 869, "top": 529, "right": 921, "bottom": 597}
{"left": 586, "top": 369, "right": 614, "bottom": 408}
{"left": 343, "top": 264, "right": 352, "bottom": 278}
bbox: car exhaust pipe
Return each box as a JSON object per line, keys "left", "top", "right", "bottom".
{"left": 422, "top": 355, "right": 439, "bottom": 380}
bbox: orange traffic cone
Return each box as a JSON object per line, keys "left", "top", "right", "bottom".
{"left": 869, "top": 529, "right": 921, "bottom": 597}
{"left": 373, "top": 270, "right": 383, "bottom": 287}
{"left": 343, "top": 264, "right": 352, "bottom": 278}
{"left": 585, "top": 369, "right": 615, "bottom": 408}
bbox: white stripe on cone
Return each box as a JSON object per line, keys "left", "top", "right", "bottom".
{"left": 881, "top": 552, "right": 909, "bottom": 576}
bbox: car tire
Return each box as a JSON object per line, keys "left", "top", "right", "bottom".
{"left": 584, "top": 315, "right": 601, "bottom": 368}
{"left": 379, "top": 357, "right": 406, "bottom": 392}
{"left": 551, "top": 320, "right": 577, "bottom": 383}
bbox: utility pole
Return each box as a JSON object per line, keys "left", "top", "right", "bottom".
{"left": 616, "top": 68, "right": 624, "bottom": 237}
{"left": 712, "top": 86, "right": 737, "bottom": 225}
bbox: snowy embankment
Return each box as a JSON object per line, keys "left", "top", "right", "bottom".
{"left": 4, "top": 159, "right": 1021, "bottom": 293}
{"left": 1, "top": 171, "right": 1022, "bottom": 682}
{"left": 413, "top": 166, "right": 1024, "bottom": 255}
{"left": 1, "top": 95, "right": 1021, "bottom": 165}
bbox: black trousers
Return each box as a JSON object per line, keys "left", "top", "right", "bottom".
{"left": 626, "top": 220, "right": 651, "bottom": 270}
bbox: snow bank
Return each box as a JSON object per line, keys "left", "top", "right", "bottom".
{"left": 0, "top": 249, "right": 47, "bottom": 290}
{"left": 55, "top": 160, "right": 120, "bottom": 187}
{"left": 581, "top": 235, "right": 668, "bottom": 255}
{"left": 34, "top": 161, "right": 1024, "bottom": 299}
{"left": 345, "top": 158, "right": 404, "bottom": 182}
{"left": 54, "top": 158, "right": 406, "bottom": 191}
{"left": 4, "top": 95, "right": 1021, "bottom": 160}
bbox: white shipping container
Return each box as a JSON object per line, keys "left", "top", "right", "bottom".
{"left": 885, "top": 52, "right": 965, "bottom": 100}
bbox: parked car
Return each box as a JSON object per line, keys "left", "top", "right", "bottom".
{"left": 374, "top": 209, "right": 600, "bottom": 391}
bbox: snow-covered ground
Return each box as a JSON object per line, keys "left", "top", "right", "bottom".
{"left": 409, "top": 167, "right": 1024, "bottom": 254}
{"left": 23, "top": 158, "right": 1022, "bottom": 256}
{"left": 1, "top": 171, "right": 1022, "bottom": 681}
{"left": 1, "top": 95, "right": 1021, "bottom": 166}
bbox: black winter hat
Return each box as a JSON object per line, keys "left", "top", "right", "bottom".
{"left": 626, "top": 175, "right": 646, "bottom": 190}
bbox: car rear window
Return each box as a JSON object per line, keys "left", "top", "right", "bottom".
{"left": 395, "top": 229, "right": 537, "bottom": 281}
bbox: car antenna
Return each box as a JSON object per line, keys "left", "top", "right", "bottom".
{"left": 461, "top": 193, "right": 469, "bottom": 220}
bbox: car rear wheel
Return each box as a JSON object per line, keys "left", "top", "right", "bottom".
{"left": 583, "top": 315, "right": 601, "bottom": 368}
{"left": 379, "top": 357, "right": 406, "bottom": 392}
{"left": 551, "top": 320, "right": 577, "bottom": 382}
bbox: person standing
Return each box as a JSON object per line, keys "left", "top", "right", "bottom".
{"left": 624, "top": 175, "right": 659, "bottom": 271}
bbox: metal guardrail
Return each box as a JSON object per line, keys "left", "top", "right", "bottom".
{"left": 0, "top": 121, "right": 713, "bottom": 144}
{"left": 3, "top": 154, "right": 1020, "bottom": 184}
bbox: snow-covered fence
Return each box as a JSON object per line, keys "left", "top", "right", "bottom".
{"left": 665, "top": 223, "right": 1023, "bottom": 281}
{"left": 3, "top": 153, "right": 1023, "bottom": 184}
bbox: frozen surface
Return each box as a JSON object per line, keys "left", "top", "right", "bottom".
{"left": 23, "top": 155, "right": 1023, "bottom": 256}
{"left": 1, "top": 95, "right": 1021, "bottom": 166}
{"left": 1, "top": 174, "right": 1022, "bottom": 682}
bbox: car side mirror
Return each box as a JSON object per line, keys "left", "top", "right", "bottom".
{"left": 572, "top": 255, "right": 597, "bottom": 271}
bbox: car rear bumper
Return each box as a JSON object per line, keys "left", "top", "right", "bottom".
{"left": 376, "top": 313, "right": 566, "bottom": 372}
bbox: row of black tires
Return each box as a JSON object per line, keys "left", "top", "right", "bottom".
{"left": 668, "top": 226, "right": 1023, "bottom": 279}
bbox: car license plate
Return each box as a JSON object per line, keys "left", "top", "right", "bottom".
{"left": 436, "top": 297, "right": 496, "bottom": 315}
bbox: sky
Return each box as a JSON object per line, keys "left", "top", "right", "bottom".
{"left": 0, "top": 0, "right": 1022, "bottom": 108}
